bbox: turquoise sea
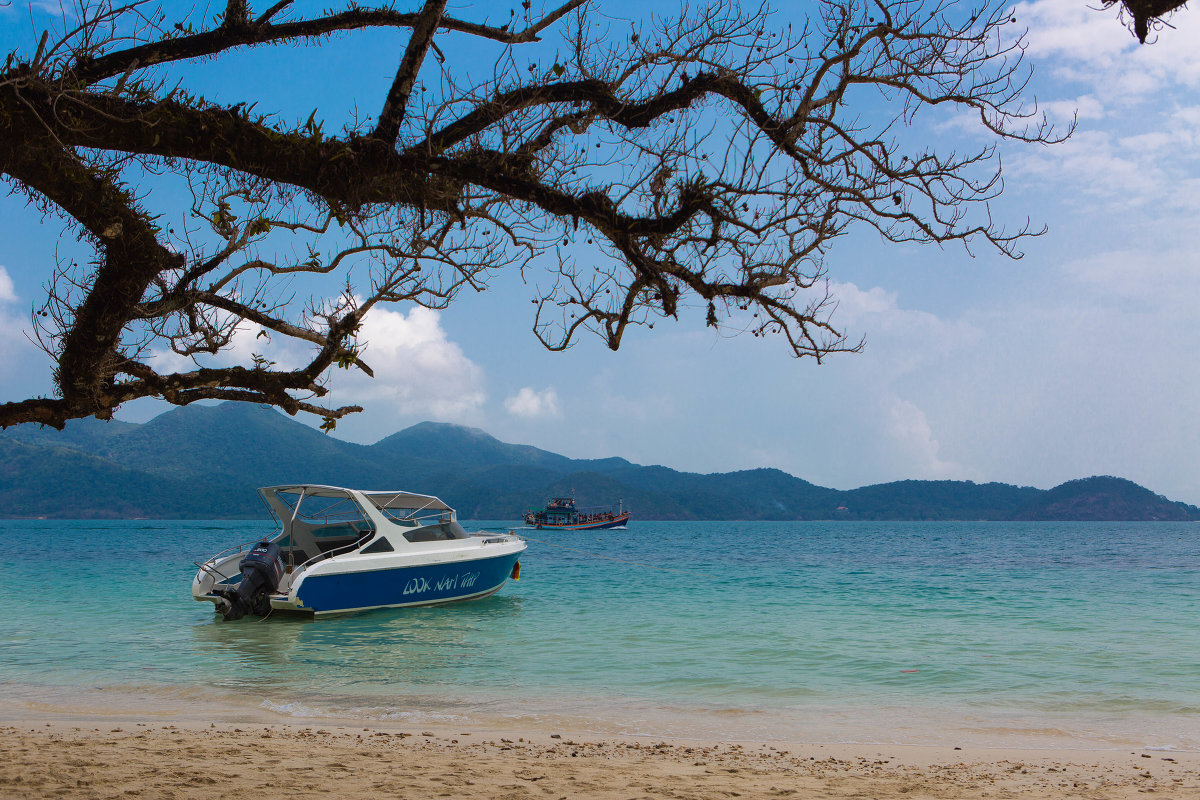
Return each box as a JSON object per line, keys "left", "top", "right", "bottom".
{"left": 1, "top": 519, "right": 1198, "bottom": 749}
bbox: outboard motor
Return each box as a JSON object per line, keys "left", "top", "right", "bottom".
{"left": 215, "top": 541, "right": 284, "bottom": 621}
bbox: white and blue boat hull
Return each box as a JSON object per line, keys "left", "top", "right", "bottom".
{"left": 286, "top": 549, "right": 522, "bottom": 614}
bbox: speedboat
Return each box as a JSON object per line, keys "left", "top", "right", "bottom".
{"left": 523, "top": 496, "right": 630, "bottom": 530}
{"left": 193, "top": 485, "right": 526, "bottom": 619}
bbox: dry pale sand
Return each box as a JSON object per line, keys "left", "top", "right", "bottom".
{"left": 1, "top": 720, "right": 1197, "bottom": 799}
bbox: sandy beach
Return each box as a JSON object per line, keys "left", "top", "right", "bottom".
{"left": 2, "top": 718, "right": 1197, "bottom": 799}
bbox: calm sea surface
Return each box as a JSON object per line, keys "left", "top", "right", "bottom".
{"left": 1, "top": 519, "right": 1198, "bottom": 748}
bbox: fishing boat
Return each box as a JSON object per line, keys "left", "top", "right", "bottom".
{"left": 523, "top": 496, "right": 630, "bottom": 530}
{"left": 193, "top": 485, "right": 526, "bottom": 619}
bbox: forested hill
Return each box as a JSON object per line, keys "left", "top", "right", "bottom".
{"left": 1, "top": 403, "right": 1196, "bottom": 521}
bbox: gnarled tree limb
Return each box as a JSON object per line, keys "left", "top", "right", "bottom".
{"left": 1, "top": 0, "right": 1066, "bottom": 430}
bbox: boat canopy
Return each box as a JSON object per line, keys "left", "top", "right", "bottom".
{"left": 260, "top": 484, "right": 453, "bottom": 513}
{"left": 256, "top": 485, "right": 467, "bottom": 563}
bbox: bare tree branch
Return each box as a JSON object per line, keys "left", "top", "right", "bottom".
{"left": 71, "top": 0, "right": 590, "bottom": 86}
{"left": 373, "top": 0, "right": 448, "bottom": 144}
{"left": 0, "top": 0, "right": 1067, "bottom": 430}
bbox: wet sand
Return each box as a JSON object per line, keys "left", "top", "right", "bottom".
{"left": 2, "top": 720, "right": 1197, "bottom": 799}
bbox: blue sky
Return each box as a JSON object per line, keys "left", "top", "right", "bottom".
{"left": 3, "top": 1, "right": 1200, "bottom": 502}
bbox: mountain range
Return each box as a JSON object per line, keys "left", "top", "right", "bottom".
{"left": 1, "top": 402, "right": 1197, "bottom": 521}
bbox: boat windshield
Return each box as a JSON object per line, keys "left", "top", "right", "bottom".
{"left": 372, "top": 505, "right": 469, "bottom": 541}
{"left": 374, "top": 504, "right": 448, "bottom": 526}
{"left": 268, "top": 488, "right": 375, "bottom": 560}
{"left": 362, "top": 491, "right": 468, "bottom": 539}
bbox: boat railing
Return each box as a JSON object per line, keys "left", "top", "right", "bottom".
{"left": 202, "top": 536, "right": 328, "bottom": 569}
{"left": 303, "top": 538, "right": 361, "bottom": 564}
{"left": 201, "top": 538, "right": 264, "bottom": 565}
{"left": 284, "top": 523, "right": 394, "bottom": 572}
{"left": 194, "top": 559, "right": 235, "bottom": 587}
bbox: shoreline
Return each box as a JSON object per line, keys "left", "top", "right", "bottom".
{"left": 5, "top": 681, "right": 1199, "bottom": 754}
{"left": 2, "top": 718, "right": 1197, "bottom": 799}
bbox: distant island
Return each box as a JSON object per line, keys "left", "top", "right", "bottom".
{"left": 1, "top": 402, "right": 1197, "bottom": 521}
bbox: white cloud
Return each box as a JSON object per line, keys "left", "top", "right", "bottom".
{"left": 1057, "top": 239, "right": 1200, "bottom": 320}
{"left": 139, "top": 303, "right": 484, "bottom": 429}
{"left": 1016, "top": 0, "right": 1200, "bottom": 98}
{"left": 0, "top": 267, "right": 24, "bottom": 358}
{"left": 708, "top": 280, "right": 987, "bottom": 488}
{"left": 1173, "top": 105, "right": 1200, "bottom": 127}
{"left": 0, "top": 266, "right": 15, "bottom": 303}
{"left": 883, "top": 395, "right": 964, "bottom": 480}
{"left": 225, "top": 321, "right": 307, "bottom": 371}
{"left": 1010, "top": 126, "right": 1200, "bottom": 214}
{"left": 934, "top": 294, "right": 1200, "bottom": 499}
{"left": 1015, "top": 130, "right": 1144, "bottom": 194}
{"left": 0, "top": 265, "right": 50, "bottom": 396}
{"left": 827, "top": 280, "right": 983, "bottom": 377}
{"left": 1016, "top": 0, "right": 1138, "bottom": 64}
{"left": 331, "top": 305, "right": 485, "bottom": 420}
{"left": 1038, "top": 94, "right": 1105, "bottom": 124}
{"left": 504, "top": 386, "right": 561, "bottom": 418}
{"left": 829, "top": 281, "right": 897, "bottom": 322}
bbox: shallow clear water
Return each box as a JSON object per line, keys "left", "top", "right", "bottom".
{"left": 1, "top": 519, "right": 1198, "bottom": 747}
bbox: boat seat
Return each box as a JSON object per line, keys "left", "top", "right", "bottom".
{"left": 313, "top": 529, "right": 374, "bottom": 554}
{"left": 281, "top": 549, "right": 312, "bottom": 564}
